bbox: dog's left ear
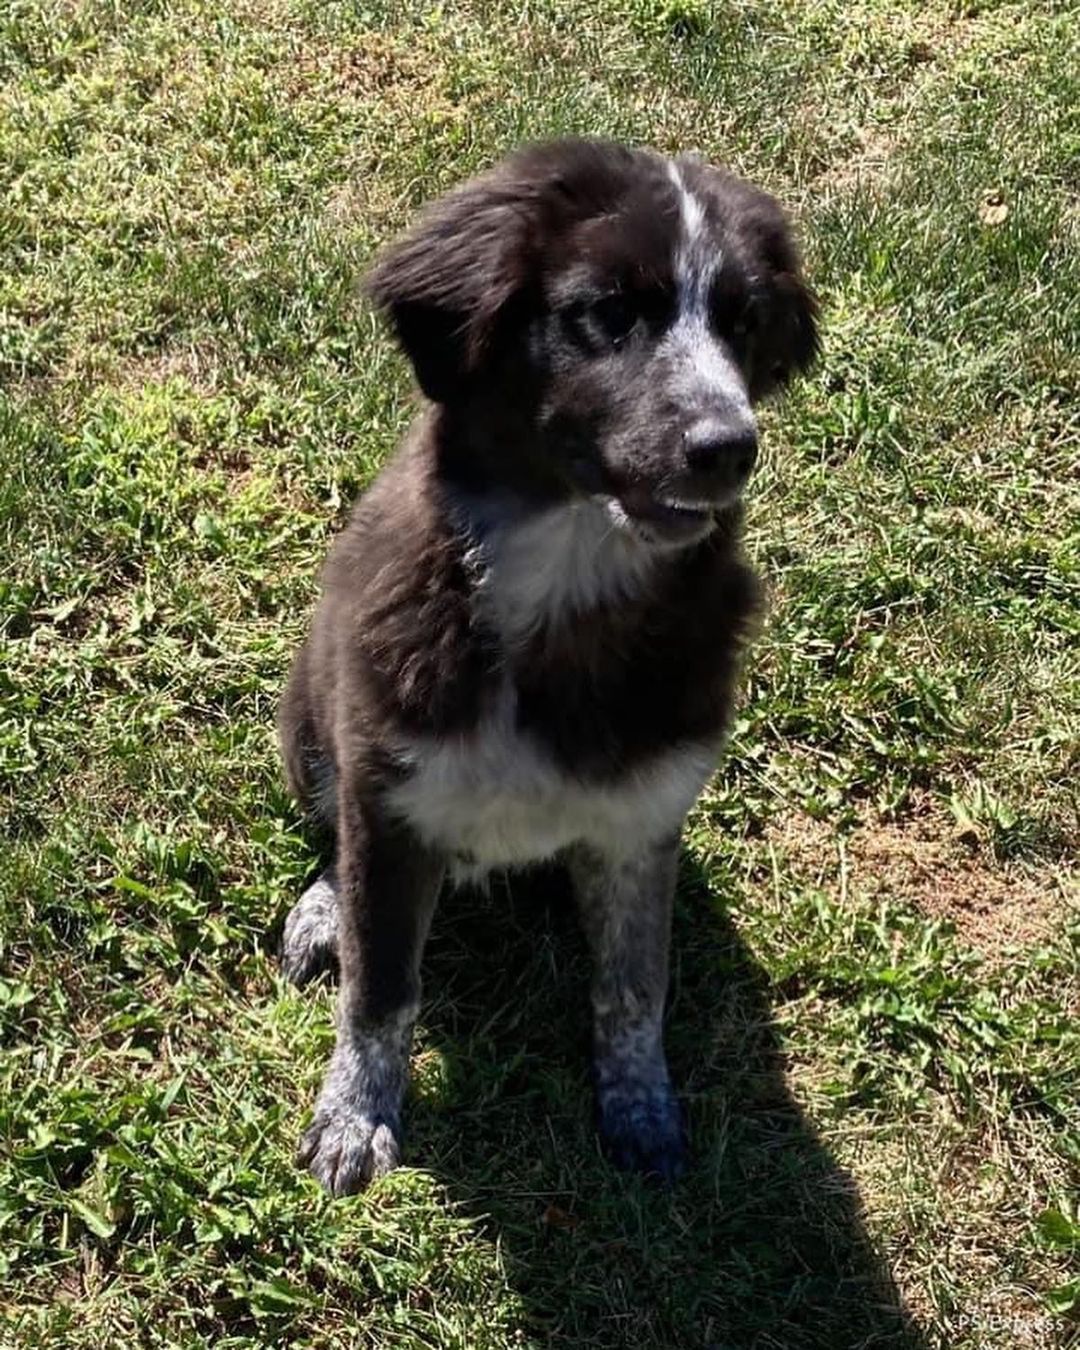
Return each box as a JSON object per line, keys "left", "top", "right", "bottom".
{"left": 694, "top": 160, "right": 820, "bottom": 393}
{"left": 365, "top": 171, "right": 537, "bottom": 403}
{"left": 770, "top": 268, "right": 819, "bottom": 384}
{"left": 757, "top": 217, "right": 819, "bottom": 388}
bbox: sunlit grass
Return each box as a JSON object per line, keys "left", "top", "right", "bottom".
{"left": 1, "top": 1, "right": 1078, "bottom": 1346}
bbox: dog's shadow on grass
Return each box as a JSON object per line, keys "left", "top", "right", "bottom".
{"left": 407, "top": 854, "right": 930, "bottom": 1350}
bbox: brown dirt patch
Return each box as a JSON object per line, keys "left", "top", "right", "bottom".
{"left": 106, "top": 342, "right": 224, "bottom": 394}
{"left": 283, "top": 33, "right": 440, "bottom": 108}
{"left": 815, "top": 126, "right": 900, "bottom": 197}
{"left": 765, "top": 794, "right": 1075, "bottom": 958}
{"left": 807, "top": 4, "right": 986, "bottom": 199}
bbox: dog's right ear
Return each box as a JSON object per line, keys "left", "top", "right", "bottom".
{"left": 364, "top": 172, "right": 538, "bottom": 403}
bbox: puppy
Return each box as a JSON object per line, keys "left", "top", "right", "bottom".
{"left": 278, "top": 138, "right": 817, "bottom": 1194}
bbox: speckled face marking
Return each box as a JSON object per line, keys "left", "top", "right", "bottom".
{"left": 662, "top": 159, "right": 757, "bottom": 462}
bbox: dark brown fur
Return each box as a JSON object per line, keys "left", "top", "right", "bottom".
{"left": 277, "top": 138, "right": 817, "bottom": 1194}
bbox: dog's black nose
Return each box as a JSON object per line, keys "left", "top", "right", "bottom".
{"left": 683, "top": 424, "right": 758, "bottom": 480}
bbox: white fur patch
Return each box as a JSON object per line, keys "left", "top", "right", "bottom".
{"left": 386, "top": 686, "right": 718, "bottom": 881}
{"left": 380, "top": 493, "right": 720, "bottom": 879}
{"left": 457, "top": 494, "right": 655, "bottom": 646}
{"left": 667, "top": 158, "right": 711, "bottom": 303}
{"left": 664, "top": 159, "right": 757, "bottom": 434}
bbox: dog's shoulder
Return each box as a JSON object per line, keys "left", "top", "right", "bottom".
{"left": 315, "top": 418, "right": 499, "bottom": 737}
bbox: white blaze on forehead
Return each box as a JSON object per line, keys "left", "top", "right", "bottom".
{"left": 666, "top": 158, "right": 716, "bottom": 306}
{"left": 668, "top": 159, "right": 707, "bottom": 238}
{"left": 664, "top": 158, "right": 755, "bottom": 425}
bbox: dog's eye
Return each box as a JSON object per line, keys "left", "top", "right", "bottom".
{"left": 711, "top": 282, "right": 762, "bottom": 345}
{"left": 724, "top": 297, "right": 762, "bottom": 343}
{"left": 730, "top": 306, "right": 758, "bottom": 340}
{"left": 591, "top": 293, "right": 637, "bottom": 346}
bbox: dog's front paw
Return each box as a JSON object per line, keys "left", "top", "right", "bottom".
{"left": 597, "top": 1081, "right": 687, "bottom": 1183}
{"left": 297, "top": 1102, "right": 401, "bottom": 1195}
{"left": 280, "top": 872, "right": 338, "bottom": 987}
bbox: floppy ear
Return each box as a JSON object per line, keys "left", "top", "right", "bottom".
{"left": 364, "top": 172, "right": 538, "bottom": 403}
{"left": 770, "top": 268, "right": 820, "bottom": 384}
{"left": 748, "top": 212, "right": 819, "bottom": 393}
{"left": 693, "top": 161, "right": 820, "bottom": 394}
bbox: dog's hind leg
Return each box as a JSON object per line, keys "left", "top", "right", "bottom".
{"left": 281, "top": 867, "right": 339, "bottom": 986}
{"left": 297, "top": 799, "right": 444, "bottom": 1195}
{"left": 568, "top": 835, "right": 687, "bottom": 1182}
{"left": 278, "top": 647, "right": 343, "bottom": 986}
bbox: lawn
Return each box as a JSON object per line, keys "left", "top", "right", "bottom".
{"left": 1, "top": 0, "right": 1078, "bottom": 1345}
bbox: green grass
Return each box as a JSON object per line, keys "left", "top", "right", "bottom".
{"left": 1, "top": 0, "right": 1078, "bottom": 1345}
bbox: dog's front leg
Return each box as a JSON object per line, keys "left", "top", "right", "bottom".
{"left": 568, "top": 836, "right": 686, "bottom": 1182}
{"left": 298, "top": 800, "right": 444, "bottom": 1195}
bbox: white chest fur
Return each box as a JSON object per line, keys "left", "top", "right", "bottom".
{"left": 380, "top": 496, "right": 723, "bottom": 874}
{"left": 460, "top": 493, "right": 656, "bottom": 647}
{"left": 383, "top": 495, "right": 720, "bottom": 877}
{"left": 385, "top": 692, "right": 719, "bottom": 878}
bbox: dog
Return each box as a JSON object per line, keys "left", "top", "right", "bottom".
{"left": 277, "top": 138, "right": 817, "bottom": 1195}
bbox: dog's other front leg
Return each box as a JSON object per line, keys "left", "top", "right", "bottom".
{"left": 568, "top": 836, "right": 686, "bottom": 1182}
{"left": 298, "top": 800, "right": 444, "bottom": 1196}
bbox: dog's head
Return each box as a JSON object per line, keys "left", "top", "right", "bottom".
{"left": 367, "top": 138, "right": 818, "bottom": 547}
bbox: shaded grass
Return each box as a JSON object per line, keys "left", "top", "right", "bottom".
{"left": 1, "top": 0, "right": 1078, "bottom": 1346}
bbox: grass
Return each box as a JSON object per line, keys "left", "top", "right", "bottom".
{"left": 1, "top": 0, "right": 1078, "bottom": 1345}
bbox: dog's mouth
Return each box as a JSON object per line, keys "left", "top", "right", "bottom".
{"left": 571, "top": 457, "right": 740, "bottom": 548}
{"left": 613, "top": 484, "right": 727, "bottom": 545}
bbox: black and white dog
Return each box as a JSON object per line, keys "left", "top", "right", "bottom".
{"left": 278, "top": 138, "right": 817, "bottom": 1194}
